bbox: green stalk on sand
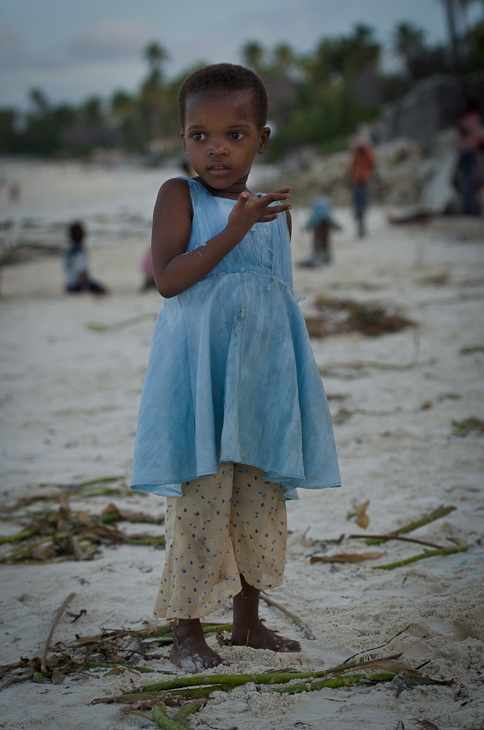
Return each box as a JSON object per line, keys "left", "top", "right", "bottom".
{"left": 153, "top": 701, "right": 202, "bottom": 730}
{"left": 364, "top": 505, "right": 456, "bottom": 545}
{"left": 275, "top": 671, "right": 396, "bottom": 693}
{"left": 126, "top": 536, "right": 166, "bottom": 546}
{"left": 40, "top": 476, "right": 125, "bottom": 489}
{"left": 0, "top": 535, "right": 62, "bottom": 561}
{"left": 140, "top": 654, "right": 405, "bottom": 695}
{"left": 95, "top": 654, "right": 451, "bottom": 706}
{"left": 373, "top": 538, "right": 467, "bottom": 570}
{"left": 140, "top": 623, "right": 232, "bottom": 646}
{"left": 0, "top": 527, "right": 40, "bottom": 545}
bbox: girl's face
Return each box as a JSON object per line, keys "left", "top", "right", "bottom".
{"left": 182, "top": 90, "right": 270, "bottom": 197}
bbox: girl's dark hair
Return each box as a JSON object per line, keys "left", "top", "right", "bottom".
{"left": 178, "top": 63, "right": 268, "bottom": 130}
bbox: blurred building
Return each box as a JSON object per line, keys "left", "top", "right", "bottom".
{"left": 62, "top": 126, "right": 124, "bottom": 149}
{"left": 381, "top": 72, "right": 484, "bottom": 143}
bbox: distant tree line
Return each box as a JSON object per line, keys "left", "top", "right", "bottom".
{"left": 0, "top": 15, "right": 483, "bottom": 160}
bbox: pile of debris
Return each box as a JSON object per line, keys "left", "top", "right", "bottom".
{"left": 0, "top": 478, "right": 165, "bottom": 563}
{"left": 304, "top": 296, "right": 416, "bottom": 339}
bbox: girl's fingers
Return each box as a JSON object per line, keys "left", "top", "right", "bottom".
{"left": 263, "top": 194, "right": 291, "bottom": 205}
{"left": 238, "top": 191, "right": 250, "bottom": 205}
{"left": 262, "top": 204, "right": 292, "bottom": 214}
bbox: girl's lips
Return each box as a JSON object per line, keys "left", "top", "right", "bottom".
{"left": 208, "top": 166, "right": 230, "bottom": 175}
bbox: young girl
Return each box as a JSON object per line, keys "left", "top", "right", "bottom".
{"left": 131, "top": 64, "right": 341, "bottom": 672}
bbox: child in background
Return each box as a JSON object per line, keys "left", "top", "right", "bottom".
{"left": 299, "top": 196, "right": 342, "bottom": 267}
{"left": 64, "top": 222, "right": 108, "bottom": 294}
{"left": 130, "top": 64, "right": 341, "bottom": 672}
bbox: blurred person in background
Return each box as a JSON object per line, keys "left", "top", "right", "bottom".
{"left": 140, "top": 246, "right": 156, "bottom": 291}
{"left": 299, "top": 196, "right": 342, "bottom": 267}
{"left": 454, "top": 97, "right": 484, "bottom": 216}
{"left": 350, "top": 138, "right": 375, "bottom": 238}
{"left": 64, "top": 222, "right": 108, "bottom": 294}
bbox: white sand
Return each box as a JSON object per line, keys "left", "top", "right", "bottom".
{"left": 0, "top": 160, "right": 483, "bottom": 730}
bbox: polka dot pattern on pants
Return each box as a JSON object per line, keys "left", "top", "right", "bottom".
{"left": 153, "top": 463, "right": 287, "bottom": 620}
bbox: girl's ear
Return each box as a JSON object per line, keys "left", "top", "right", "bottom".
{"left": 181, "top": 131, "right": 187, "bottom": 154}
{"left": 258, "top": 127, "right": 271, "bottom": 154}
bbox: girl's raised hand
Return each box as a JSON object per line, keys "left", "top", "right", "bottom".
{"left": 228, "top": 188, "right": 292, "bottom": 233}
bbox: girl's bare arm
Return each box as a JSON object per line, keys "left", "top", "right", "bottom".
{"left": 151, "top": 179, "right": 291, "bottom": 298}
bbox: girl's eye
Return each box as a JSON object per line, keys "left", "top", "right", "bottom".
{"left": 230, "top": 132, "right": 244, "bottom": 140}
{"left": 192, "top": 132, "right": 206, "bottom": 141}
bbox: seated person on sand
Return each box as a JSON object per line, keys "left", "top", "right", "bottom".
{"left": 140, "top": 246, "right": 157, "bottom": 291}
{"left": 64, "top": 222, "right": 108, "bottom": 294}
{"left": 299, "top": 196, "right": 342, "bottom": 267}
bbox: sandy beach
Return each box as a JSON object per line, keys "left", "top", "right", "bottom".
{"left": 0, "top": 160, "right": 483, "bottom": 730}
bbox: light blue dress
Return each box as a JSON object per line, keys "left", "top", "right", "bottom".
{"left": 130, "top": 178, "right": 341, "bottom": 500}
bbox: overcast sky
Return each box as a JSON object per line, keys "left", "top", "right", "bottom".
{"left": 0, "top": 0, "right": 481, "bottom": 108}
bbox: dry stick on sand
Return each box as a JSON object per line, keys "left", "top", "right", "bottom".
{"left": 342, "top": 624, "right": 413, "bottom": 664}
{"left": 87, "top": 662, "right": 161, "bottom": 674}
{"left": 364, "top": 505, "right": 456, "bottom": 546}
{"left": 310, "top": 552, "right": 383, "bottom": 564}
{"left": 260, "top": 592, "right": 315, "bottom": 640}
{"left": 41, "top": 592, "right": 76, "bottom": 673}
{"left": 349, "top": 534, "right": 446, "bottom": 549}
{"left": 67, "top": 622, "right": 233, "bottom": 650}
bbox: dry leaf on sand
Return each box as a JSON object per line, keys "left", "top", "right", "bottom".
{"left": 355, "top": 500, "right": 370, "bottom": 529}
{"left": 105, "top": 667, "right": 125, "bottom": 676}
{"left": 310, "top": 551, "right": 383, "bottom": 564}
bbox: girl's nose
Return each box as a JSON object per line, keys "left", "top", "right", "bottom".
{"left": 209, "top": 138, "right": 227, "bottom": 155}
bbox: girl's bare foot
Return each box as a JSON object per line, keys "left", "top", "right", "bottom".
{"left": 231, "top": 619, "right": 301, "bottom": 652}
{"left": 170, "top": 619, "right": 230, "bottom": 672}
{"left": 232, "top": 575, "right": 301, "bottom": 653}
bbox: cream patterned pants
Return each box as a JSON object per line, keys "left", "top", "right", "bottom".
{"left": 153, "top": 463, "right": 287, "bottom": 620}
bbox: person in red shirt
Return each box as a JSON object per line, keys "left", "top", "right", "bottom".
{"left": 350, "top": 138, "right": 375, "bottom": 237}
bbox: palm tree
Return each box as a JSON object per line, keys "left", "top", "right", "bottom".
{"left": 393, "top": 21, "right": 426, "bottom": 77}
{"left": 241, "top": 41, "right": 265, "bottom": 76}
{"left": 273, "top": 43, "right": 295, "bottom": 73}
{"left": 82, "top": 97, "right": 103, "bottom": 127}
{"left": 458, "top": 0, "right": 484, "bottom": 34}
{"left": 144, "top": 42, "right": 169, "bottom": 74}
{"left": 29, "top": 88, "right": 49, "bottom": 113}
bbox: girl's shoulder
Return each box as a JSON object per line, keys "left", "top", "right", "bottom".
{"left": 157, "top": 176, "right": 212, "bottom": 215}
{"left": 158, "top": 176, "right": 191, "bottom": 199}
{"left": 155, "top": 177, "right": 193, "bottom": 221}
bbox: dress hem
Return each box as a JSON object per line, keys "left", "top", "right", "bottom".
{"left": 131, "top": 474, "right": 342, "bottom": 499}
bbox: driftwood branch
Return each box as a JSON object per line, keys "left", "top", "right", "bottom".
{"left": 349, "top": 534, "right": 445, "bottom": 549}
{"left": 41, "top": 593, "right": 76, "bottom": 673}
